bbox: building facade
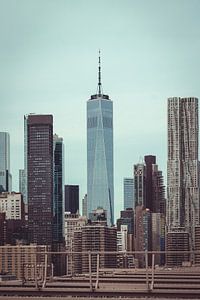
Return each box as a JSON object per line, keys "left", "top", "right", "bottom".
{"left": 73, "top": 224, "right": 117, "bottom": 274}
{"left": 19, "top": 169, "right": 26, "bottom": 204}
{"left": 64, "top": 185, "right": 79, "bottom": 214}
{"left": 167, "top": 97, "right": 200, "bottom": 250}
{"left": 0, "top": 132, "right": 11, "bottom": 192}
{"left": 82, "top": 194, "right": 87, "bottom": 217}
{"left": 25, "top": 114, "right": 53, "bottom": 245}
{"left": 53, "top": 134, "right": 64, "bottom": 243}
{"left": 0, "top": 192, "right": 24, "bottom": 220}
{"left": 123, "top": 177, "right": 134, "bottom": 210}
{"left": 0, "top": 244, "right": 51, "bottom": 280}
{"left": 87, "top": 54, "right": 114, "bottom": 226}
{"left": 134, "top": 163, "right": 146, "bottom": 208}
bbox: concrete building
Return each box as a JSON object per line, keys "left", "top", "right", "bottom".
{"left": 135, "top": 206, "right": 152, "bottom": 267}
{"left": 0, "top": 132, "right": 11, "bottom": 192}
{"left": 151, "top": 212, "right": 165, "bottom": 265}
{"left": 0, "top": 212, "right": 6, "bottom": 245}
{"left": 194, "top": 226, "right": 200, "bottom": 265}
{"left": 117, "top": 208, "right": 134, "bottom": 235}
{"left": 87, "top": 53, "right": 114, "bottom": 226}
{"left": 64, "top": 212, "right": 87, "bottom": 251}
{"left": 25, "top": 114, "right": 53, "bottom": 245}
{"left": 0, "top": 244, "right": 51, "bottom": 280}
{"left": 73, "top": 224, "right": 117, "bottom": 274}
{"left": 166, "top": 230, "right": 190, "bottom": 267}
{"left": 0, "top": 192, "right": 24, "bottom": 220}
{"left": 64, "top": 212, "right": 87, "bottom": 275}
{"left": 123, "top": 178, "right": 134, "bottom": 210}
{"left": 167, "top": 97, "right": 200, "bottom": 252}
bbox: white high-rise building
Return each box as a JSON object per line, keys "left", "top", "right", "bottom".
{"left": 167, "top": 97, "right": 200, "bottom": 244}
{"left": 0, "top": 132, "right": 11, "bottom": 192}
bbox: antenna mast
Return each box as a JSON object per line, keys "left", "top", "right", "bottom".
{"left": 98, "top": 50, "right": 102, "bottom": 95}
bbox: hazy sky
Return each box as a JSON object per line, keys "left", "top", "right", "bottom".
{"left": 1, "top": 0, "right": 200, "bottom": 219}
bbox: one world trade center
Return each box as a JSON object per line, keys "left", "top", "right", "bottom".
{"left": 87, "top": 52, "right": 114, "bottom": 226}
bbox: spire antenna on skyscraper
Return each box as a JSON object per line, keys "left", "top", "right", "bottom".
{"left": 98, "top": 49, "right": 102, "bottom": 95}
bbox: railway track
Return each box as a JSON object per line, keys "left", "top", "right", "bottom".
{"left": 0, "top": 268, "right": 200, "bottom": 298}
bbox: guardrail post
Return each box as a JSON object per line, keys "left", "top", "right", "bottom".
{"left": 34, "top": 256, "right": 38, "bottom": 289}
{"left": 42, "top": 252, "right": 48, "bottom": 288}
{"left": 95, "top": 253, "right": 100, "bottom": 290}
{"left": 88, "top": 251, "right": 93, "bottom": 291}
{"left": 145, "top": 250, "right": 149, "bottom": 291}
{"left": 150, "top": 253, "right": 155, "bottom": 290}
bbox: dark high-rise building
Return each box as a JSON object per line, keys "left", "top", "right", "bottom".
{"left": 64, "top": 185, "right": 79, "bottom": 214}
{"left": 53, "top": 134, "right": 64, "bottom": 243}
{"left": 87, "top": 52, "right": 114, "bottom": 226}
{"left": 134, "top": 156, "right": 165, "bottom": 213}
{"left": 144, "top": 155, "right": 156, "bottom": 211}
{"left": 117, "top": 208, "right": 134, "bottom": 234}
{"left": 25, "top": 114, "right": 53, "bottom": 245}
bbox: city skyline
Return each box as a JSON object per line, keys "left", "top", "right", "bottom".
{"left": 1, "top": 0, "right": 200, "bottom": 219}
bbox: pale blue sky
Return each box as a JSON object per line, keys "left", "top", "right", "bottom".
{"left": 1, "top": 0, "right": 200, "bottom": 220}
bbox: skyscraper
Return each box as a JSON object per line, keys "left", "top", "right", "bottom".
{"left": 134, "top": 157, "right": 165, "bottom": 213}
{"left": 144, "top": 155, "right": 156, "bottom": 211}
{"left": 19, "top": 169, "right": 26, "bottom": 204}
{"left": 0, "top": 132, "right": 12, "bottom": 192}
{"left": 53, "top": 134, "right": 64, "bottom": 243}
{"left": 25, "top": 114, "right": 53, "bottom": 245}
{"left": 64, "top": 185, "right": 79, "bottom": 214}
{"left": 134, "top": 163, "right": 146, "bottom": 208}
{"left": 87, "top": 53, "right": 114, "bottom": 226}
{"left": 167, "top": 97, "right": 199, "bottom": 248}
{"left": 123, "top": 178, "right": 134, "bottom": 210}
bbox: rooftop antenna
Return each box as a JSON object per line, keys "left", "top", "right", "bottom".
{"left": 98, "top": 50, "right": 102, "bottom": 95}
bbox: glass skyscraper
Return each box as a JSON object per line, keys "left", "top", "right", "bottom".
{"left": 87, "top": 54, "right": 114, "bottom": 226}
{"left": 0, "top": 132, "right": 11, "bottom": 192}
{"left": 123, "top": 178, "right": 134, "bottom": 210}
{"left": 53, "top": 134, "right": 64, "bottom": 243}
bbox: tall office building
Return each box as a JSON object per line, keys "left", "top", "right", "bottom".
{"left": 87, "top": 53, "right": 114, "bottom": 226}
{"left": 134, "top": 158, "right": 165, "bottom": 213}
{"left": 19, "top": 169, "right": 26, "bottom": 204}
{"left": 25, "top": 114, "right": 53, "bottom": 245}
{"left": 144, "top": 155, "right": 156, "bottom": 211}
{"left": 64, "top": 185, "right": 79, "bottom": 214}
{"left": 53, "top": 134, "right": 64, "bottom": 243}
{"left": 0, "top": 132, "right": 11, "bottom": 192}
{"left": 167, "top": 97, "right": 200, "bottom": 250}
{"left": 123, "top": 178, "right": 134, "bottom": 210}
{"left": 134, "top": 163, "right": 146, "bottom": 208}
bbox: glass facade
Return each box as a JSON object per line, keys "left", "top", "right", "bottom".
{"left": 87, "top": 94, "right": 114, "bottom": 226}
{"left": 123, "top": 178, "right": 134, "bottom": 210}
{"left": 53, "top": 134, "right": 64, "bottom": 243}
{"left": 0, "top": 132, "right": 11, "bottom": 192}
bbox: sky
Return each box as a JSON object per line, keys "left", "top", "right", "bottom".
{"left": 1, "top": 0, "right": 200, "bottom": 220}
